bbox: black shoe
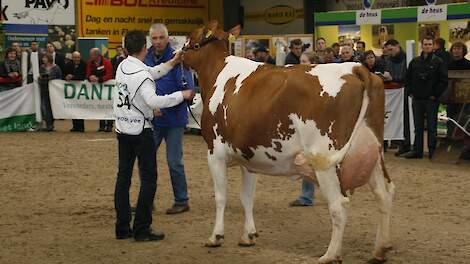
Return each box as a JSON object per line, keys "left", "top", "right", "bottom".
{"left": 395, "top": 147, "right": 411, "bottom": 157}
{"left": 166, "top": 204, "right": 189, "bottom": 215}
{"left": 404, "top": 151, "right": 423, "bottom": 159}
{"left": 116, "top": 229, "right": 133, "bottom": 240}
{"left": 428, "top": 149, "right": 435, "bottom": 159}
{"left": 134, "top": 229, "right": 165, "bottom": 242}
{"left": 70, "top": 128, "right": 84, "bottom": 132}
{"left": 289, "top": 199, "right": 313, "bottom": 207}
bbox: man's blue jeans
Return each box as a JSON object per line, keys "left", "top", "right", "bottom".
{"left": 297, "top": 179, "right": 315, "bottom": 205}
{"left": 153, "top": 126, "right": 189, "bottom": 205}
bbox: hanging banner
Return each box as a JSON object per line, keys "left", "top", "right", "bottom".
{"left": 0, "top": 0, "right": 75, "bottom": 25}
{"left": 48, "top": 80, "right": 116, "bottom": 120}
{"left": 78, "top": 0, "right": 208, "bottom": 49}
{"left": 356, "top": 9, "right": 381, "bottom": 25}
{"left": 0, "top": 84, "right": 36, "bottom": 132}
{"left": 417, "top": 4, "right": 447, "bottom": 22}
{"left": 384, "top": 88, "right": 404, "bottom": 140}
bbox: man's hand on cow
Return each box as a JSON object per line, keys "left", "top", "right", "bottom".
{"left": 182, "top": 89, "right": 195, "bottom": 100}
{"left": 154, "top": 108, "right": 162, "bottom": 117}
{"left": 169, "top": 50, "right": 183, "bottom": 66}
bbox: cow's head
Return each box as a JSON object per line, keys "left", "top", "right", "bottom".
{"left": 183, "top": 20, "right": 240, "bottom": 69}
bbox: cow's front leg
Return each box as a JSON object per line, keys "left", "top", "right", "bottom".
{"left": 205, "top": 150, "right": 228, "bottom": 247}
{"left": 316, "top": 167, "right": 349, "bottom": 264}
{"left": 238, "top": 167, "right": 258, "bottom": 247}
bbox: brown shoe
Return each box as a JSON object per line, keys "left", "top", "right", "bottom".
{"left": 166, "top": 204, "right": 189, "bottom": 215}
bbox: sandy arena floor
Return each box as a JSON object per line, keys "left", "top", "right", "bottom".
{"left": 1, "top": 120, "right": 469, "bottom": 264}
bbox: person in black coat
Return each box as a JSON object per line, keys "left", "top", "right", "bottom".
{"left": 63, "top": 51, "right": 87, "bottom": 132}
{"left": 111, "top": 45, "right": 127, "bottom": 78}
{"left": 46, "top": 42, "right": 66, "bottom": 73}
{"left": 285, "top": 39, "right": 302, "bottom": 65}
{"left": 434, "top": 38, "right": 452, "bottom": 66}
{"left": 404, "top": 36, "right": 448, "bottom": 159}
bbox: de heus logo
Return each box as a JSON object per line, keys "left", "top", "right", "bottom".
{"left": 25, "top": 0, "right": 69, "bottom": 9}
{"left": 363, "top": 0, "right": 376, "bottom": 9}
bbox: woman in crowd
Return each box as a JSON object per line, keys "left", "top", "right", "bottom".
{"left": 299, "top": 50, "right": 319, "bottom": 65}
{"left": 38, "top": 53, "right": 62, "bottom": 132}
{"left": 362, "top": 50, "right": 392, "bottom": 81}
{"left": 0, "top": 48, "right": 22, "bottom": 88}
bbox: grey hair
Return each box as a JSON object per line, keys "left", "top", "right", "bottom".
{"left": 149, "top": 23, "right": 168, "bottom": 37}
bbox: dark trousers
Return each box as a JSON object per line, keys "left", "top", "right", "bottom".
{"left": 40, "top": 83, "right": 54, "bottom": 129}
{"left": 100, "top": 120, "right": 114, "bottom": 130}
{"left": 115, "top": 129, "right": 157, "bottom": 236}
{"left": 402, "top": 94, "right": 411, "bottom": 148}
{"left": 72, "top": 119, "right": 84, "bottom": 130}
{"left": 412, "top": 99, "right": 439, "bottom": 154}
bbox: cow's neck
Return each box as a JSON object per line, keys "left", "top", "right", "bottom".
{"left": 193, "top": 43, "right": 229, "bottom": 104}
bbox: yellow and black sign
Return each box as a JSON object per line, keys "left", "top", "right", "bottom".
{"left": 78, "top": 0, "right": 209, "bottom": 48}
{"left": 245, "top": 5, "right": 303, "bottom": 25}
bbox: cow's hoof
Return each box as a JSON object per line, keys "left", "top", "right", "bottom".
{"left": 238, "top": 233, "right": 258, "bottom": 247}
{"left": 367, "top": 258, "right": 387, "bottom": 264}
{"left": 318, "top": 255, "right": 342, "bottom": 264}
{"left": 204, "top": 234, "right": 224, "bottom": 247}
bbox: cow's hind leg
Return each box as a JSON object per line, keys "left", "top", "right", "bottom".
{"left": 367, "top": 155, "right": 395, "bottom": 263}
{"left": 205, "top": 151, "right": 228, "bottom": 247}
{"left": 317, "top": 167, "right": 349, "bottom": 264}
{"left": 238, "top": 167, "right": 258, "bottom": 247}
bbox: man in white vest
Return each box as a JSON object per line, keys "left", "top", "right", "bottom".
{"left": 113, "top": 30, "right": 194, "bottom": 242}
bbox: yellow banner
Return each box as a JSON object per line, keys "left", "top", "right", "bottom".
{"left": 78, "top": 0, "right": 209, "bottom": 48}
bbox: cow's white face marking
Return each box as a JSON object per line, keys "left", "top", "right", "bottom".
{"left": 306, "top": 62, "right": 359, "bottom": 97}
{"left": 209, "top": 56, "right": 262, "bottom": 115}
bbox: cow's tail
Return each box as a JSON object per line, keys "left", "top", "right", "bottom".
{"left": 331, "top": 65, "right": 383, "bottom": 165}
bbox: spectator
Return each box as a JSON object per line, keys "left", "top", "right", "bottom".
{"left": 384, "top": 39, "right": 410, "bottom": 157}
{"left": 11, "top": 42, "right": 23, "bottom": 61}
{"left": 285, "top": 39, "right": 303, "bottom": 65}
{"left": 434, "top": 37, "right": 451, "bottom": 65}
{"left": 111, "top": 45, "right": 127, "bottom": 78}
{"left": 299, "top": 51, "right": 319, "bottom": 65}
{"left": 86, "top": 47, "right": 113, "bottom": 132}
{"left": 0, "top": 48, "right": 22, "bottom": 88}
{"left": 253, "top": 46, "right": 275, "bottom": 64}
{"left": 404, "top": 36, "right": 448, "bottom": 159}
{"left": 315, "top": 37, "right": 327, "bottom": 63}
{"left": 144, "top": 23, "right": 195, "bottom": 214}
{"left": 340, "top": 45, "right": 355, "bottom": 62}
{"left": 362, "top": 50, "right": 392, "bottom": 81}
{"left": 447, "top": 42, "right": 470, "bottom": 159}
{"left": 64, "top": 51, "right": 87, "bottom": 132}
{"left": 323, "top": 47, "right": 340, "bottom": 63}
{"left": 38, "top": 53, "right": 62, "bottom": 132}
{"left": 46, "top": 42, "right": 66, "bottom": 73}
{"left": 343, "top": 38, "right": 355, "bottom": 49}
{"left": 332, "top": 42, "right": 341, "bottom": 60}
{"left": 355, "top": 41, "right": 366, "bottom": 61}
{"left": 27, "top": 41, "right": 41, "bottom": 83}
{"left": 289, "top": 50, "right": 318, "bottom": 207}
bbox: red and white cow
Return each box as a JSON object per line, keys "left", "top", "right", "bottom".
{"left": 182, "top": 21, "right": 395, "bottom": 264}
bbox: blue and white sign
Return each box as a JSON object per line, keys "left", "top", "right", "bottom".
{"left": 356, "top": 9, "right": 381, "bottom": 25}
{"left": 417, "top": 4, "right": 447, "bottom": 22}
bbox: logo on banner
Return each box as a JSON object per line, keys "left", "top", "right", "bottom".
{"left": 264, "top": 5, "right": 296, "bottom": 25}
{"left": 25, "top": 0, "right": 70, "bottom": 9}
{"left": 363, "top": 0, "right": 376, "bottom": 9}
{"left": 418, "top": 2, "right": 446, "bottom": 22}
{"left": 0, "top": 0, "right": 8, "bottom": 21}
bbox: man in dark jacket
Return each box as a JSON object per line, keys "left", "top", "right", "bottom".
{"left": 384, "top": 39, "right": 410, "bottom": 156}
{"left": 434, "top": 38, "right": 451, "bottom": 66}
{"left": 404, "top": 36, "right": 448, "bottom": 159}
{"left": 144, "top": 23, "right": 195, "bottom": 214}
{"left": 64, "top": 51, "right": 87, "bottom": 132}
{"left": 285, "top": 39, "right": 302, "bottom": 65}
{"left": 111, "top": 45, "right": 127, "bottom": 78}
{"left": 46, "top": 42, "right": 66, "bottom": 72}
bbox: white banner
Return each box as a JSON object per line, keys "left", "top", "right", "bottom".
{"left": 356, "top": 9, "right": 381, "bottom": 25}
{"left": 384, "top": 88, "right": 404, "bottom": 140}
{"left": 49, "top": 80, "right": 115, "bottom": 120}
{"left": 1, "top": 0, "right": 75, "bottom": 25}
{"left": 417, "top": 4, "right": 447, "bottom": 22}
{"left": 0, "top": 84, "right": 36, "bottom": 131}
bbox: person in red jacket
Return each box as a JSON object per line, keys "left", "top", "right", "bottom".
{"left": 86, "top": 48, "right": 113, "bottom": 132}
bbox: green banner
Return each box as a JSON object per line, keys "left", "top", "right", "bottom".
{"left": 0, "top": 114, "right": 36, "bottom": 132}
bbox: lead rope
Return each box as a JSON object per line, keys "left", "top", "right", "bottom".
{"left": 180, "top": 63, "right": 201, "bottom": 128}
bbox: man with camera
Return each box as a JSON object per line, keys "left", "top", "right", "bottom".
{"left": 404, "top": 36, "right": 448, "bottom": 159}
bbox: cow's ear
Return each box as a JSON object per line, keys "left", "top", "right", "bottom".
{"left": 228, "top": 25, "right": 241, "bottom": 39}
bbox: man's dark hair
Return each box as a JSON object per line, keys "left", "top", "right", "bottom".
{"left": 332, "top": 42, "right": 340, "bottom": 48}
{"left": 435, "top": 37, "right": 445, "bottom": 49}
{"left": 421, "top": 35, "right": 434, "bottom": 44}
{"left": 116, "top": 45, "right": 123, "bottom": 49}
{"left": 356, "top": 41, "right": 366, "bottom": 48}
{"left": 124, "top": 30, "right": 146, "bottom": 55}
{"left": 384, "top": 39, "right": 399, "bottom": 47}
{"left": 4, "top": 47, "right": 17, "bottom": 59}
{"left": 290, "top": 39, "right": 302, "bottom": 48}
{"left": 325, "top": 47, "right": 335, "bottom": 54}
{"left": 450, "top": 41, "right": 468, "bottom": 57}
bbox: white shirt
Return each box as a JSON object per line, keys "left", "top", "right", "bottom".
{"left": 113, "top": 55, "right": 184, "bottom": 135}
